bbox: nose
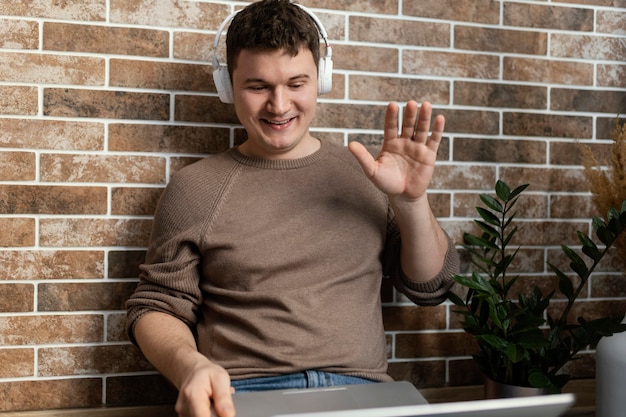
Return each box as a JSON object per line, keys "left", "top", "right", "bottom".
{"left": 267, "top": 86, "right": 289, "bottom": 115}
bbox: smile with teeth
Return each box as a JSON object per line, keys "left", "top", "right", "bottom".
{"left": 263, "top": 117, "right": 296, "bottom": 125}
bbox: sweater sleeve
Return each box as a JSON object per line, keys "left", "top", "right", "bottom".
{"left": 383, "top": 211, "right": 460, "bottom": 306}
{"left": 125, "top": 172, "right": 206, "bottom": 346}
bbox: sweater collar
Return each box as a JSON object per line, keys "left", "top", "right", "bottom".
{"left": 229, "top": 140, "right": 327, "bottom": 170}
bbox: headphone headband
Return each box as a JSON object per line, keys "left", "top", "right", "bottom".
{"left": 212, "top": 2, "right": 333, "bottom": 104}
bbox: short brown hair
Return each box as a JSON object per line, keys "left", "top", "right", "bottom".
{"left": 226, "top": 0, "right": 321, "bottom": 78}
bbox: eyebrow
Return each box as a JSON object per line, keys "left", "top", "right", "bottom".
{"left": 243, "top": 74, "right": 312, "bottom": 84}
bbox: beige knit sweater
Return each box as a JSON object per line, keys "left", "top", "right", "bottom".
{"left": 127, "top": 140, "right": 459, "bottom": 382}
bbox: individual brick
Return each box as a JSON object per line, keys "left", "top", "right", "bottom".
{"left": 0, "top": 19, "right": 38, "bottom": 49}
{"left": 106, "top": 374, "right": 178, "bottom": 407}
{"left": 110, "top": 0, "right": 230, "bottom": 29}
{"left": 0, "top": 250, "right": 104, "bottom": 280}
{"left": 174, "top": 31, "right": 215, "bottom": 62}
{"left": 39, "top": 154, "right": 166, "bottom": 184}
{"left": 106, "top": 312, "right": 131, "bottom": 342}
{"left": 0, "top": 86, "right": 37, "bottom": 115}
{"left": 0, "top": 0, "right": 106, "bottom": 20}
{"left": 403, "top": 51, "right": 500, "bottom": 79}
{"left": 0, "top": 284, "right": 34, "bottom": 312}
{"left": 174, "top": 95, "right": 238, "bottom": 124}
{"left": 597, "top": 64, "right": 626, "bottom": 88}
{"left": 455, "top": 27, "right": 547, "bottom": 55}
{"left": 429, "top": 165, "right": 497, "bottom": 191}
{"left": 108, "top": 251, "right": 146, "bottom": 282}
{"left": 0, "top": 315, "right": 104, "bottom": 345}
{"left": 0, "top": 218, "right": 35, "bottom": 247}
{"left": 504, "top": 57, "right": 593, "bottom": 86}
{"left": 0, "top": 152, "right": 35, "bottom": 181}
{"left": 503, "top": 112, "right": 592, "bottom": 138}
{"left": 403, "top": 0, "right": 499, "bottom": 24}
{"left": 43, "top": 88, "right": 170, "bottom": 120}
{"left": 110, "top": 59, "right": 212, "bottom": 91}
{"left": 0, "top": 348, "right": 34, "bottom": 378}
{"left": 111, "top": 187, "right": 163, "bottom": 216}
{"left": 349, "top": 16, "right": 449, "bottom": 47}
{"left": 0, "top": 185, "right": 107, "bottom": 214}
{"left": 395, "top": 331, "right": 477, "bottom": 358}
{"left": 382, "top": 305, "right": 447, "bottom": 331}
{"left": 315, "top": 102, "right": 387, "bottom": 130}
{"left": 0, "top": 119, "right": 104, "bottom": 151}
{"left": 551, "top": 88, "right": 626, "bottom": 114}
{"left": 550, "top": 194, "right": 594, "bottom": 219}
{"left": 0, "top": 52, "right": 104, "bottom": 85}
{"left": 332, "top": 44, "right": 398, "bottom": 73}
{"left": 499, "top": 166, "right": 589, "bottom": 192}
{"left": 0, "top": 378, "right": 102, "bottom": 411}
{"left": 503, "top": 3, "right": 594, "bottom": 31}
{"left": 38, "top": 344, "right": 153, "bottom": 376}
{"left": 453, "top": 137, "right": 547, "bottom": 164}
{"left": 454, "top": 82, "right": 548, "bottom": 109}
{"left": 550, "top": 140, "right": 610, "bottom": 166}
{"left": 591, "top": 274, "right": 626, "bottom": 298}
{"left": 108, "top": 124, "right": 230, "bottom": 154}
{"left": 551, "top": 33, "right": 626, "bottom": 61}
{"left": 438, "top": 109, "right": 500, "bottom": 135}
{"left": 44, "top": 23, "right": 169, "bottom": 57}
{"left": 38, "top": 281, "right": 138, "bottom": 312}
{"left": 349, "top": 75, "right": 449, "bottom": 103}
{"left": 38, "top": 218, "right": 152, "bottom": 247}
{"left": 596, "top": 9, "right": 626, "bottom": 35}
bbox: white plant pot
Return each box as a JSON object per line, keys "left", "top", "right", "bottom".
{"left": 595, "top": 319, "right": 626, "bottom": 417}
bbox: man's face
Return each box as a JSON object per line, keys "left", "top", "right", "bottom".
{"left": 231, "top": 47, "right": 319, "bottom": 160}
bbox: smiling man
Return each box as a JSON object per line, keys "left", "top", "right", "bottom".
{"left": 126, "top": 1, "right": 459, "bottom": 417}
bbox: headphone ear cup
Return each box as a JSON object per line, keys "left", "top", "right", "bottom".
{"left": 318, "top": 56, "right": 333, "bottom": 96}
{"left": 213, "top": 64, "right": 234, "bottom": 104}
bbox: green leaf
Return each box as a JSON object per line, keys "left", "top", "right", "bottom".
{"left": 558, "top": 273, "right": 575, "bottom": 301}
{"left": 479, "top": 194, "right": 503, "bottom": 213}
{"left": 593, "top": 218, "right": 615, "bottom": 247}
{"left": 509, "top": 184, "right": 530, "bottom": 200}
{"left": 528, "top": 371, "right": 551, "bottom": 388}
{"left": 495, "top": 180, "right": 511, "bottom": 201}
{"left": 478, "top": 334, "right": 509, "bottom": 350}
{"left": 465, "top": 233, "right": 498, "bottom": 250}
{"left": 578, "top": 231, "right": 602, "bottom": 262}
{"left": 447, "top": 290, "right": 466, "bottom": 307}
{"left": 505, "top": 343, "right": 524, "bottom": 363}
{"left": 477, "top": 207, "right": 500, "bottom": 226}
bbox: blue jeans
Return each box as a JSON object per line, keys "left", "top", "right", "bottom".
{"left": 231, "top": 370, "right": 376, "bottom": 392}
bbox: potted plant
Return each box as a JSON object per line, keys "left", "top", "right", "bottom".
{"left": 447, "top": 180, "right": 626, "bottom": 396}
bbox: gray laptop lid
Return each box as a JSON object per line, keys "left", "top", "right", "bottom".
{"left": 221, "top": 381, "right": 427, "bottom": 417}
{"left": 222, "top": 381, "right": 574, "bottom": 417}
{"left": 274, "top": 392, "right": 575, "bottom": 417}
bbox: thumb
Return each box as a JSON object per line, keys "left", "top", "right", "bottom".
{"left": 348, "top": 141, "right": 376, "bottom": 178}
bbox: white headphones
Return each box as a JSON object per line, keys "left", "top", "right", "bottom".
{"left": 212, "top": 3, "right": 333, "bottom": 104}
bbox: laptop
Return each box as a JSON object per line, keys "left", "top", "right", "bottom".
{"left": 217, "top": 381, "right": 575, "bottom": 417}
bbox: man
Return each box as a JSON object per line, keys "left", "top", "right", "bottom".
{"left": 126, "top": 1, "right": 459, "bottom": 417}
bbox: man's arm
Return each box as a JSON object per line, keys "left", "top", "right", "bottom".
{"left": 348, "top": 101, "right": 449, "bottom": 282}
{"left": 134, "top": 312, "right": 235, "bottom": 417}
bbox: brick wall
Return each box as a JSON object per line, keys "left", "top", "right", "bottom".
{"left": 0, "top": 0, "right": 625, "bottom": 412}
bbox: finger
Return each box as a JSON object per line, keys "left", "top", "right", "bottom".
{"left": 427, "top": 114, "right": 445, "bottom": 152}
{"left": 383, "top": 102, "right": 400, "bottom": 141}
{"left": 401, "top": 100, "right": 419, "bottom": 139}
{"left": 348, "top": 141, "right": 377, "bottom": 178}
{"left": 412, "top": 102, "right": 433, "bottom": 143}
{"left": 211, "top": 374, "right": 235, "bottom": 417}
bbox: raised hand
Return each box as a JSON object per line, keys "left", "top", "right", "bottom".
{"left": 348, "top": 100, "right": 444, "bottom": 202}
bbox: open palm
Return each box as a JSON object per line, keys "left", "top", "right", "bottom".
{"left": 349, "top": 101, "right": 444, "bottom": 201}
